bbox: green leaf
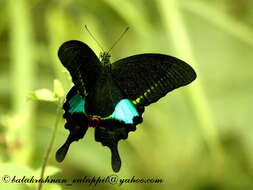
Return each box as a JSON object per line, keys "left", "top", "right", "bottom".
{"left": 28, "top": 166, "right": 61, "bottom": 189}
{"left": 28, "top": 89, "right": 57, "bottom": 102}
{"left": 53, "top": 79, "right": 64, "bottom": 98}
{"left": 0, "top": 163, "right": 34, "bottom": 189}
{"left": 0, "top": 183, "right": 27, "bottom": 190}
{"left": 0, "top": 163, "right": 34, "bottom": 176}
{"left": 33, "top": 166, "right": 61, "bottom": 178}
{"left": 41, "top": 184, "right": 62, "bottom": 190}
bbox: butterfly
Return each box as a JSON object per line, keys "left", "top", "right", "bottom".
{"left": 55, "top": 40, "right": 197, "bottom": 172}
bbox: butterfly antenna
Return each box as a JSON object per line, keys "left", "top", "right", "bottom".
{"left": 85, "top": 25, "right": 104, "bottom": 52}
{"left": 108, "top": 27, "right": 129, "bottom": 53}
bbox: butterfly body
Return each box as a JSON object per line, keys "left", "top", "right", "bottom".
{"left": 56, "top": 40, "right": 197, "bottom": 172}
{"left": 85, "top": 67, "right": 115, "bottom": 117}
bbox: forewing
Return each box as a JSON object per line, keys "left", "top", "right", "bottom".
{"left": 58, "top": 40, "right": 101, "bottom": 97}
{"left": 112, "top": 54, "right": 197, "bottom": 106}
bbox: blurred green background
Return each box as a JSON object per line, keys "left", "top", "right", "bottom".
{"left": 1, "top": 0, "right": 253, "bottom": 189}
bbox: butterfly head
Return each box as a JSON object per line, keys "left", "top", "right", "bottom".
{"left": 100, "top": 52, "right": 111, "bottom": 65}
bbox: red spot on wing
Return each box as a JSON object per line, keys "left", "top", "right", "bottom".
{"left": 88, "top": 117, "right": 100, "bottom": 128}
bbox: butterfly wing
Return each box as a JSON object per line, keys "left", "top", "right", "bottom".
{"left": 110, "top": 99, "right": 139, "bottom": 124}
{"left": 56, "top": 86, "right": 88, "bottom": 162}
{"left": 64, "top": 86, "right": 142, "bottom": 125}
{"left": 111, "top": 54, "right": 197, "bottom": 106}
{"left": 58, "top": 40, "right": 101, "bottom": 97}
{"left": 56, "top": 86, "right": 144, "bottom": 163}
{"left": 95, "top": 117, "right": 140, "bottom": 172}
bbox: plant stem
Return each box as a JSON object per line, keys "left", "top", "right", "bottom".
{"left": 37, "top": 101, "right": 62, "bottom": 190}
{"left": 158, "top": 0, "right": 224, "bottom": 161}
{"left": 8, "top": 0, "right": 35, "bottom": 164}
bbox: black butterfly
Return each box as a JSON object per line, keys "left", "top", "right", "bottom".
{"left": 55, "top": 40, "right": 196, "bottom": 172}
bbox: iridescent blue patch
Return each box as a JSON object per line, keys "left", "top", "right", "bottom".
{"left": 110, "top": 99, "right": 139, "bottom": 124}
{"left": 68, "top": 93, "right": 85, "bottom": 113}
{"left": 68, "top": 93, "right": 139, "bottom": 124}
